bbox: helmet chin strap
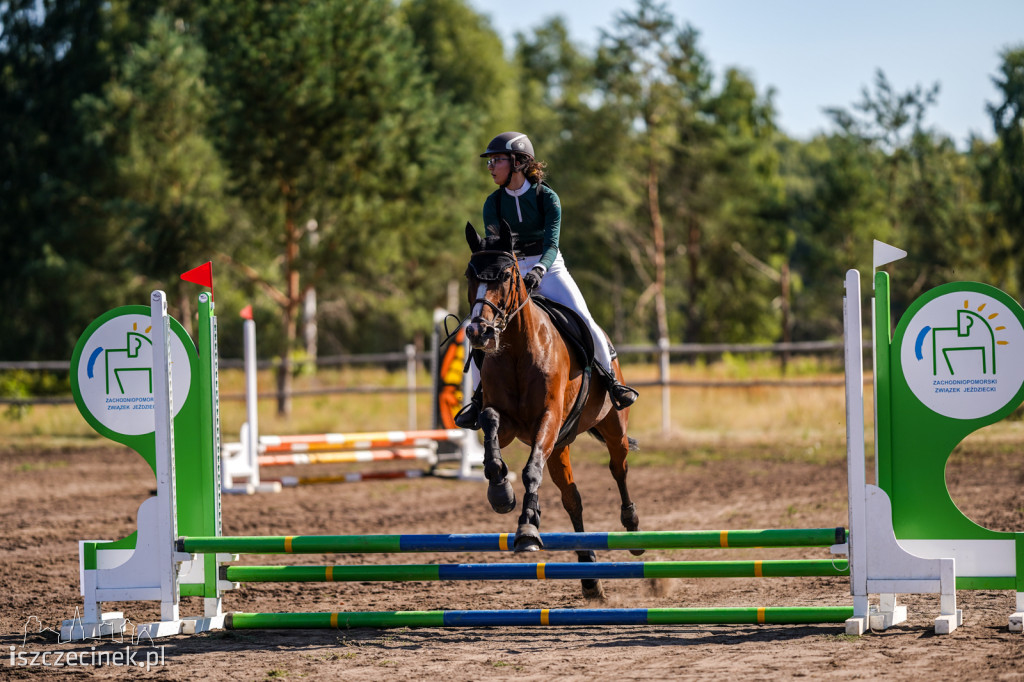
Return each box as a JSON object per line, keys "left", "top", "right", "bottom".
{"left": 502, "top": 153, "right": 528, "bottom": 189}
{"left": 501, "top": 153, "right": 517, "bottom": 189}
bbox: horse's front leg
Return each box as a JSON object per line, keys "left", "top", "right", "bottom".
{"left": 513, "top": 417, "right": 559, "bottom": 553}
{"left": 479, "top": 407, "right": 515, "bottom": 513}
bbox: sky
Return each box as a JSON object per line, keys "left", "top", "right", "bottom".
{"left": 468, "top": 0, "right": 1024, "bottom": 148}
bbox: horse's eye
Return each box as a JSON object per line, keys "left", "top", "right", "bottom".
{"left": 502, "top": 271, "right": 511, "bottom": 282}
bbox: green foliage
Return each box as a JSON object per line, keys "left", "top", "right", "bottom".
{"left": 76, "top": 12, "right": 235, "bottom": 310}
{"left": 1, "top": 0, "right": 1022, "bottom": 378}
{"left": 978, "top": 46, "right": 1024, "bottom": 298}
{"left": 197, "top": 0, "right": 477, "bottom": 360}
{"left": 0, "top": 370, "right": 69, "bottom": 420}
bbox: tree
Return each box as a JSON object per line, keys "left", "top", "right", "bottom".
{"left": 197, "top": 0, "right": 476, "bottom": 414}
{"left": 593, "top": 0, "right": 701, "bottom": 344}
{"left": 0, "top": 0, "right": 122, "bottom": 358}
{"left": 978, "top": 46, "right": 1024, "bottom": 298}
{"left": 591, "top": 1, "right": 784, "bottom": 344}
{"left": 820, "top": 69, "right": 982, "bottom": 318}
{"left": 76, "top": 12, "right": 235, "bottom": 330}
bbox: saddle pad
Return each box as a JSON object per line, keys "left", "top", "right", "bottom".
{"left": 530, "top": 295, "right": 595, "bottom": 367}
{"left": 531, "top": 296, "right": 596, "bottom": 451}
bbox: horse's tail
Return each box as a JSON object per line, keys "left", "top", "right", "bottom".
{"left": 588, "top": 428, "right": 639, "bottom": 452}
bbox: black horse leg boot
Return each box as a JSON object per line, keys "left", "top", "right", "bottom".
{"left": 454, "top": 387, "right": 483, "bottom": 430}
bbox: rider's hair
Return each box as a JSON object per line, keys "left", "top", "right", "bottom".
{"left": 521, "top": 157, "right": 547, "bottom": 186}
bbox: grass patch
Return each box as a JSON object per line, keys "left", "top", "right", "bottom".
{"left": 13, "top": 460, "right": 68, "bottom": 472}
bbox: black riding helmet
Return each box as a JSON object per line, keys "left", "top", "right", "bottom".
{"left": 481, "top": 132, "right": 534, "bottom": 179}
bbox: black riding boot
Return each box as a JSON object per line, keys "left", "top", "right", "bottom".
{"left": 600, "top": 369, "right": 638, "bottom": 410}
{"left": 453, "top": 387, "right": 483, "bottom": 430}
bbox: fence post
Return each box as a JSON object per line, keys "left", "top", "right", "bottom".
{"left": 405, "top": 344, "right": 417, "bottom": 430}
{"left": 659, "top": 337, "right": 670, "bottom": 434}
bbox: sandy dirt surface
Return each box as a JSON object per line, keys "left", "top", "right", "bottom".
{"left": 2, "top": 440, "right": 1022, "bottom": 680}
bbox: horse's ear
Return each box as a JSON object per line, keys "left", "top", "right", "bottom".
{"left": 466, "top": 222, "right": 481, "bottom": 252}
{"left": 498, "top": 220, "right": 514, "bottom": 251}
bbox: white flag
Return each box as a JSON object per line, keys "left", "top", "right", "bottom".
{"left": 873, "top": 240, "right": 907, "bottom": 269}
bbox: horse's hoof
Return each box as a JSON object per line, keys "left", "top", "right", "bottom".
{"left": 487, "top": 479, "right": 516, "bottom": 514}
{"left": 582, "top": 579, "right": 606, "bottom": 601}
{"left": 514, "top": 524, "right": 543, "bottom": 553}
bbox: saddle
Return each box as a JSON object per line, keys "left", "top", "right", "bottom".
{"left": 530, "top": 296, "right": 603, "bottom": 450}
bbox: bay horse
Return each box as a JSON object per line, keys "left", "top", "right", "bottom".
{"left": 463, "top": 221, "right": 642, "bottom": 599}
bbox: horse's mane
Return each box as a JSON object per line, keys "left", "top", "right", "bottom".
{"left": 478, "top": 231, "right": 513, "bottom": 252}
{"left": 466, "top": 230, "right": 519, "bottom": 283}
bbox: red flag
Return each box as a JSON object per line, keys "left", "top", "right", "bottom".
{"left": 240, "top": 304, "right": 253, "bottom": 320}
{"left": 180, "top": 262, "right": 213, "bottom": 298}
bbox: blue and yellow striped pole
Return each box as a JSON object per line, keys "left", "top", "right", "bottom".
{"left": 181, "top": 527, "right": 846, "bottom": 555}
{"left": 226, "top": 606, "right": 854, "bottom": 629}
{"left": 223, "top": 559, "right": 849, "bottom": 583}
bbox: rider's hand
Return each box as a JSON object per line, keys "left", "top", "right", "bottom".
{"left": 523, "top": 266, "right": 544, "bottom": 293}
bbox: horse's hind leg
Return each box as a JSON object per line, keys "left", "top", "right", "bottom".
{"left": 548, "top": 446, "right": 605, "bottom": 600}
{"left": 600, "top": 413, "right": 644, "bottom": 557}
{"left": 479, "top": 407, "right": 515, "bottom": 513}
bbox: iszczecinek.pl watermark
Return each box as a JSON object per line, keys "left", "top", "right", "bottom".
{"left": 9, "top": 645, "right": 166, "bottom": 672}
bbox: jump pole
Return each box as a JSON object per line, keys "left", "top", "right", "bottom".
{"left": 222, "top": 559, "right": 850, "bottom": 583}
{"left": 179, "top": 528, "right": 846, "bottom": 554}
{"left": 226, "top": 607, "right": 855, "bottom": 630}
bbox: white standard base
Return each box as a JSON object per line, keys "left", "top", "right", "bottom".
{"left": 60, "top": 614, "right": 227, "bottom": 642}
{"left": 1010, "top": 612, "right": 1023, "bottom": 632}
{"left": 935, "top": 610, "right": 963, "bottom": 635}
{"left": 846, "top": 605, "right": 962, "bottom": 636}
{"left": 61, "top": 612, "right": 128, "bottom": 641}
{"left": 845, "top": 616, "right": 867, "bottom": 636}
{"left": 870, "top": 603, "right": 908, "bottom": 631}
{"left": 182, "top": 614, "right": 227, "bottom": 635}
{"left": 61, "top": 614, "right": 184, "bottom": 642}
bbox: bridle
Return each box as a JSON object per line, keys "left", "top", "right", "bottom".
{"left": 466, "top": 249, "right": 532, "bottom": 335}
{"left": 438, "top": 246, "right": 534, "bottom": 351}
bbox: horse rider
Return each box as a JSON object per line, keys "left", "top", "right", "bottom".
{"left": 454, "top": 131, "right": 639, "bottom": 430}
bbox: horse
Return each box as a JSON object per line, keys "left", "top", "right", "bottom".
{"left": 462, "top": 221, "right": 642, "bottom": 599}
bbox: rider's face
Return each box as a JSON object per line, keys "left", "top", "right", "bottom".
{"left": 486, "top": 155, "right": 511, "bottom": 185}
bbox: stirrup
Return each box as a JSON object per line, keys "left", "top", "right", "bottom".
{"left": 453, "top": 389, "right": 482, "bottom": 430}
{"left": 609, "top": 383, "right": 638, "bottom": 410}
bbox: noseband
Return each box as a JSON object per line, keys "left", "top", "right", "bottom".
{"left": 466, "top": 249, "right": 531, "bottom": 334}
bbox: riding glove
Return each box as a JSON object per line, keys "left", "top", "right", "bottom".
{"left": 523, "top": 266, "right": 545, "bottom": 293}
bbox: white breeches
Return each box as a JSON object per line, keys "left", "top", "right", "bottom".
{"left": 469, "top": 251, "right": 613, "bottom": 390}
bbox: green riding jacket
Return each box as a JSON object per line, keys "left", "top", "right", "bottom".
{"left": 483, "top": 182, "right": 561, "bottom": 273}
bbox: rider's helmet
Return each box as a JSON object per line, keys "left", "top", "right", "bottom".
{"left": 480, "top": 132, "right": 534, "bottom": 174}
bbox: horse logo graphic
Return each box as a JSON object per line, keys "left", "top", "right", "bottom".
{"left": 914, "top": 300, "right": 1008, "bottom": 377}
{"left": 85, "top": 322, "right": 154, "bottom": 395}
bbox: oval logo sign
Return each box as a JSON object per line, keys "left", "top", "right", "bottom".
{"left": 74, "top": 311, "right": 192, "bottom": 436}
{"left": 899, "top": 287, "right": 1024, "bottom": 420}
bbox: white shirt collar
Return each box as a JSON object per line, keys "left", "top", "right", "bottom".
{"left": 505, "top": 180, "right": 532, "bottom": 198}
